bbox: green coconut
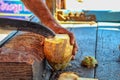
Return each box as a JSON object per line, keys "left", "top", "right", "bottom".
{"left": 81, "top": 56, "right": 98, "bottom": 68}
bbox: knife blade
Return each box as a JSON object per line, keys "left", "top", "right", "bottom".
{"left": 0, "top": 18, "right": 55, "bottom": 38}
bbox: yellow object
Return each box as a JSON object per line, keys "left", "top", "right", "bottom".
{"left": 44, "top": 34, "right": 73, "bottom": 70}
{"left": 77, "top": 0, "right": 83, "bottom": 3}
{"left": 58, "top": 72, "right": 98, "bottom": 80}
{"left": 58, "top": 72, "right": 79, "bottom": 80}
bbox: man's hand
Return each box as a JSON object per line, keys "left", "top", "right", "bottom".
{"left": 21, "top": 0, "right": 78, "bottom": 59}
{"left": 53, "top": 26, "right": 78, "bottom": 60}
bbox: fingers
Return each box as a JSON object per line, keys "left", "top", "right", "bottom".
{"left": 71, "top": 41, "right": 78, "bottom": 60}
{"left": 68, "top": 32, "right": 78, "bottom": 55}
{"left": 72, "top": 41, "right": 78, "bottom": 55}
{"left": 64, "top": 30, "right": 78, "bottom": 57}
{"left": 71, "top": 55, "right": 75, "bottom": 60}
{"left": 68, "top": 32, "right": 75, "bottom": 45}
{"left": 55, "top": 27, "right": 78, "bottom": 60}
{"left": 56, "top": 28, "right": 75, "bottom": 45}
{"left": 69, "top": 33, "right": 78, "bottom": 60}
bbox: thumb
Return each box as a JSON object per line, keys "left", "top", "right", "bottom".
{"left": 68, "top": 32, "right": 75, "bottom": 45}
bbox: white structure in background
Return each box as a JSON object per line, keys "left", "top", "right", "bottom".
{"left": 66, "top": 0, "right": 120, "bottom": 11}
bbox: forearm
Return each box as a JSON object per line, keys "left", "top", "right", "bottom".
{"left": 22, "top": 0, "right": 78, "bottom": 59}
{"left": 21, "top": 0, "right": 61, "bottom": 32}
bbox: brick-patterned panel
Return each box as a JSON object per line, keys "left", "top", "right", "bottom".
{"left": 0, "top": 62, "right": 32, "bottom": 80}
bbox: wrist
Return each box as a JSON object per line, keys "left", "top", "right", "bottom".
{"left": 43, "top": 20, "right": 62, "bottom": 32}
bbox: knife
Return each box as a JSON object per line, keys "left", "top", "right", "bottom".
{"left": 0, "top": 18, "right": 55, "bottom": 38}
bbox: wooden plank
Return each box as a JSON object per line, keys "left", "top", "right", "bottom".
{"left": 0, "top": 62, "right": 32, "bottom": 80}
{"left": 95, "top": 23, "right": 120, "bottom": 80}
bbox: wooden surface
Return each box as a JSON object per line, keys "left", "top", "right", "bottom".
{"left": 0, "top": 23, "right": 120, "bottom": 80}
{"left": 0, "top": 62, "right": 32, "bottom": 80}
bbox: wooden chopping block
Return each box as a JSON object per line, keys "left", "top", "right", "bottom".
{"left": 0, "top": 33, "right": 45, "bottom": 80}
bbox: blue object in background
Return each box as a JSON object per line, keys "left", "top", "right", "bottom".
{"left": 0, "top": 0, "right": 32, "bottom": 20}
{"left": 84, "top": 10, "right": 120, "bottom": 22}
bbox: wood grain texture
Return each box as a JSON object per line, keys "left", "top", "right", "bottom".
{"left": 0, "top": 62, "right": 32, "bottom": 80}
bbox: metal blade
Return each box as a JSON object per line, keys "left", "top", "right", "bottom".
{"left": 0, "top": 18, "right": 55, "bottom": 38}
